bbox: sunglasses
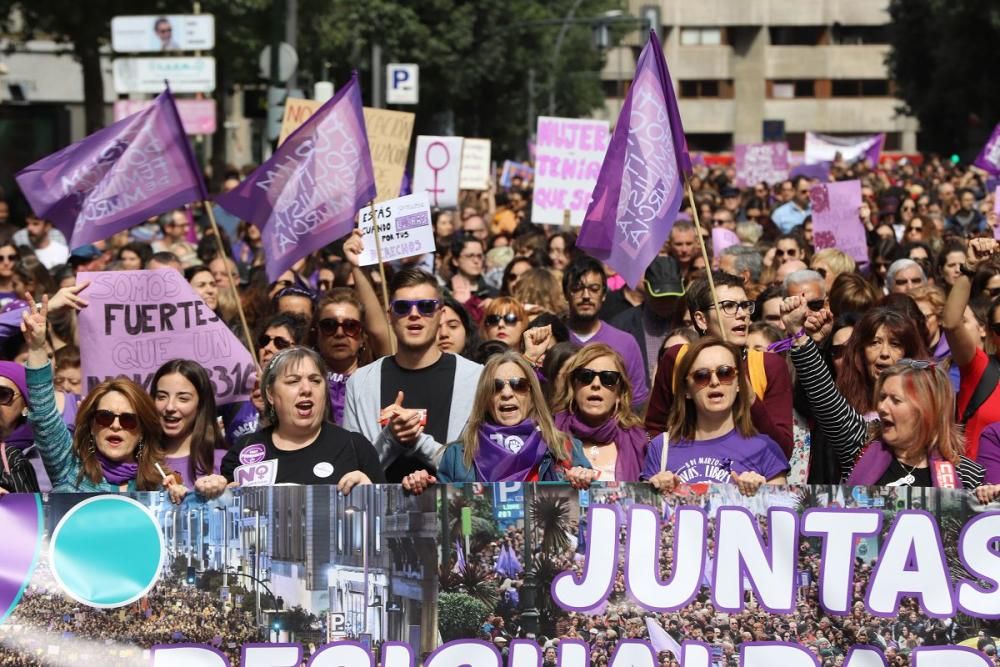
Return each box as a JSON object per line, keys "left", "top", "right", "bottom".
{"left": 806, "top": 299, "right": 826, "bottom": 312}
{"left": 485, "top": 313, "right": 519, "bottom": 327}
{"left": 318, "top": 317, "right": 363, "bottom": 338}
{"left": 572, "top": 368, "right": 622, "bottom": 389}
{"left": 257, "top": 333, "right": 292, "bottom": 350}
{"left": 894, "top": 358, "right": 937, "bottom": 371}
{"left": 688, "top": 365, "right": 739, "bottom": 390}
{"left": 774, "top": 248, "right": 798, "bottom": 257}
{"left": 0, "top": 253, "right": 17, "bottom": 263}
{"left": 390, "top": 299, "right": 441, "bottom": 317}
{"left": 493, "top": 377, "right": 531, "bottom": 394}
{"left": 0, "top": 386, "right": 20, "bottom": 406}
{"left": 712, "top": 218, "right": 729, "bottom": 227}
{"left": 830, "top": 344, "right": 846, "bottom": 360}
{"left": 93, "top": 409, "right": 139, "bottom": 431}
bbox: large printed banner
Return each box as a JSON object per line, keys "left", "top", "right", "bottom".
{"left": 2, "top": 483, "right": 999, "bottom": 666}
{"left": 734, "top": 142, "right": 789, "bottom": 187}
{"left": 76, "top": 270, "right": 257, "bottom": 404}
{"left": 532, "top": 116, "right": 609, "bottom": 226}
{"left": 804, "top": 132, "right": 884, "bottom": 166}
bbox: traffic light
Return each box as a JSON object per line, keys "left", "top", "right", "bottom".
{"left": 186, "top": 566, "right": 196, "bottom": 585}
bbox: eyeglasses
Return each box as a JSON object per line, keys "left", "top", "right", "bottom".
{"left": 0, "top": 386, "right": 20, "bottom": 406}
{"left": 318, "top": 317, "right": 363, "bottom": 338}
{"left": 806, "top": 299, "right": 826, "bottom": 312}
{"left": 93, "top": 409, "right": 139, "bottom": 431}
{"left": 485, "top": 313, "right": 519, "bottom": 327}
{"left": 0, "top": 253, "right": 17, "bottom": 263}
{"left": 570, "top": 283, "right": 603, "bottom": 295}
{"left": 257, "top": 333, "right": 292, "bottom": 350}
{"left": 572, "top": 368, "right": 622, "bottom": 389}
{"left": 829, "top": 344, "right": 846, "bottom": 360}
{"left": 460, "top": 252, "right": 484, "bottom": 261}
{"left": 493, "top": 377, "right": 531, "bottom": 394}
{"left": 717, "top": 300, "right": 755, "bottom": 316}
{"left": 687, "top": 365, "right": 738, "bottom": 390}
{"left": 390, "top": 299, "right": 441, "bottom": 317}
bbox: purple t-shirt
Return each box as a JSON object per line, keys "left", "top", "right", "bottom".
{"left": 641, "top": 429, "right": 789, "bottom": 483}
{"left": 167, "top": 449, "right": 227, "bottom": 487}
{"left": 570, "top": 322, "right": 649, "bottom": 406}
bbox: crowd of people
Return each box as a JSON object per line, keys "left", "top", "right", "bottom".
{"left": 1, "top": 147, "right": 1000, "bottom": 661}
{"left": 0, "top": 563, "right": 260, "bottom": 666}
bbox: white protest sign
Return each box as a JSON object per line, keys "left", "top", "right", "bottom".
{"left": 459, "top": 138, "right": 492, "bottom": 190}
{"left": 413, "top": 136, "right": 463, "bottom": 209}
{"left": 532, "top": 116, "right": 609, "bottom": 225}
{"left": 357, "top": 194, "right": 434, "bottom": 266}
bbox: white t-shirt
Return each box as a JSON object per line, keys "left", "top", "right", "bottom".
{"left": 33, "top": 241, "right": 70, "bottom": 269}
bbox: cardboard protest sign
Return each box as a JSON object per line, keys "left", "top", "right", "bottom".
{"left": 278, "top": 99, "right": 415, "bottom": 204}
{"left": 500, "top": 160, "right": 533, "bottom": 188}
{"left": 810, "top": 179, "right": 867, "bottom": 264}
{"left": 974, "top": 122, "right": 1000, "bottom": 175}
{"left": 3, "top": 483, "right": 1000, "bottom": 666}
{"left": 77, "top": 270, "right": 256, "bottom": 404}
{"left": 356, "top": 193, "right": 434, "bottom": 266}
{"left": 734, "top": 142, "right": 789, "bottom": 187}
{"left": 532, "top": 116, "right": 609, "bottom": 225}
{"left": 458, "top": 138, "right": 491, "bottom": 190}
{"left": 412, "top": 136, "right": 463, "bottom": 209}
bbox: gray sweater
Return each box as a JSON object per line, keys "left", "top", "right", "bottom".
{"left": 342, "top": 354, "right": 483, "bottom": 471}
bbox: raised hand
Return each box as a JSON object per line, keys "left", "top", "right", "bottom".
{"left": 48, "top": 280, "right": 91, "bottom": 312}
{"left": 20, "top": 293, "right": 48, "bottom": 351}
{"left": 343, "top": 229, "right": 365, "bottom": 267}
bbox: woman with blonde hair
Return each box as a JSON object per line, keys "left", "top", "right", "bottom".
{"left": 512, "top": 268, "right": 568, "bottom": 318}
{"left": 551, "top": 343, "right": 648, "bottom": 481}
{"left": 482, "top": 297, "right": 529, "bottom": 350}
{"left": 401, "top": 350, "right": 595, "bottom": 491}
{"left": 810, "top": 248, "right": 856, "bottom": 296}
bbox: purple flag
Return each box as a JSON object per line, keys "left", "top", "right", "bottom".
{"left": 974, "top": 123, "right": 1000, "bottom": 175}
{"left": 216, "top": 72, "right": 376, "bottom": 281}
{"left": 15, "top": 90, "right": 204, "bottom": 249}
{"left": 577, "top": 30, "right": 690, "bottom": 289}
{"left": 453, "top": 539, "right": 467, "bottom": 574}
{"left": 506, "top": 544, "right": 523, "bottom": 576}
{"left": 645, "top": 617, "right": 683, "bottom": 657}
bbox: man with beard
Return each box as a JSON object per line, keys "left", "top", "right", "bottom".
{"left": 562, "top": 257, "right": 649, "bottom": 408}
{"left": 14, "top": 214, "right": 68, "bottom": 269}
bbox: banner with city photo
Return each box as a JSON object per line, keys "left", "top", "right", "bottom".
{"left": 1, "top": 484, "right": 999, "bottom": 666}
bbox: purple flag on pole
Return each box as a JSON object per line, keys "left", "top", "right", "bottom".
{"left": 577, "top": 30, "right": 690, "bottom": 289}
{"left": 453, "top": 539, "right": 467, "bottom": 574}
{"left": 216, "top": 72, "right": 376, "bottom": 281}
{"left": 644, "top": 617, "right": 683, "bottom": 657}
{"left": 15, "top": 90, "right": 203, "bottom": 249}
{"left": 974, "top": 123, "right": 1000, "bottom": 176}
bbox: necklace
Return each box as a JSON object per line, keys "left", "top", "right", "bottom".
{"left": 888, "top": 460, "right": 921, "bottom": 487}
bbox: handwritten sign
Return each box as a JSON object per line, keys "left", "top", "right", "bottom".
{"left": 532, "top": 116, "right": 609, "bottom": 225}
{"left": 356, "top": 194, "right": 434, "bottom": 266}
{"left": 734, "top": 142, "right": 789, "bottom": 187}
{"left": 277, "top": 99, "right": 415, "bottom": 204}
{"left": 413, "top": 136, "right": 463, "bottom": 209}
{"left": 459, "top": 138, "right": 491, "bottom": 190}
{"left": 810, "top": 179, "right": 867, "bottom": 265}
{"left": 77, "top": 270, "right": 257, "bottom": 404}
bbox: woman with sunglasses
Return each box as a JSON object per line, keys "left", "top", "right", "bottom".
{"left": 482, "top": 297, "right": 528, "bottom": 350}
{"left": 222, "top": 346, "right": 384, "bottom": 491}
{"left": 642, "top": 337, "right": 788, "bottom": 495}
{"left": 310, "top": 289, "right": 372, "bottom": 425}
{"left": 401, "top": 350, "right": 595, "bottom": 491}
{"left": 551, "top": 343, "right": 648, "bottom": 482}
{"left": 0, "top": 241, "right": 19, "bottom": 308}
{"left": 151, "top": 359, "right": 229, "bottom": 499}
{"left": 21, "top": 295, "right": 182, "bottom": 497}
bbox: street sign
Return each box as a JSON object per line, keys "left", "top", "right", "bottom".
{"left": 386, "top": 63, "right": 418, "bottom": 105}
{"left": 111, "top": 15, "right": 215, "bottom": 53}
{"left": 112, "top": 57, "right": 216, "bottom": 94}
{"left": 259, "top": 43, "right": 299, "bottom": 82}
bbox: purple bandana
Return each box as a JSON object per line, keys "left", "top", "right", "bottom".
{"left": 96, "top": 451, "right": 139, "bottom": 485}
{"left": 473, "top": 419, "right": 548, "bottom": 482}
{"left": 554, "top": 411, "right": 646, "bottom": 482}
{"left": 328, "top": 373, "right": 348, "bottom": 426}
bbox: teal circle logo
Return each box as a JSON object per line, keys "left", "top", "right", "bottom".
{"left": 49, "top": 495, "right": 164, "bottom": 607}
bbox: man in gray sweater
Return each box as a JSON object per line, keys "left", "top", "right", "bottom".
{"left": 343, "top": 269, "right": 482, "bottom": 482}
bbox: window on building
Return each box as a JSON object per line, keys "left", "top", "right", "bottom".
{"left": 352, "top": 513, "right": 363, "bottom": 553}
{"left": 831, "top": 79, "right": 891, "bottom": 97}
{"left": 680, "top": 27, "right": 724, "bottom": 46}
{"left": 769, "top": 26, "right": 825, "bottom": 46}
{"left": 679, "top": 80, "right": 733, "bottom": 99}
{"left": 686, "top": 133, "right": 732, "bottom": 153}
{"left": 831, "top": 24, "right": 889, "bottom": 45}
{"left": 770, "top": 80, "right": 816, "bottom": 98}
{"left": 375, "top": 516, "right": 382, "bottom": 554}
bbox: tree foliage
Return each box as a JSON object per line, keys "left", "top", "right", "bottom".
{"left": 437, "top": 592, "right": 489, "bottom": 642}
{"left": 886, "top": 0, "right": 1000, "bottom": 154}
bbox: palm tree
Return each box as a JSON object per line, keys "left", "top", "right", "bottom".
{"left": 530, "top": 495, "right": 573, "bottom": 554}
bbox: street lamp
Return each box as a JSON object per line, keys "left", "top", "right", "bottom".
{"left": 345, "top": 504, "right": 369, "bottom": 635}
{"left": 215, "top": 506, "right": 229, "bottom": 588}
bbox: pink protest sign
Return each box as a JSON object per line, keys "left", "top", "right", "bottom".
{"left": 412, "top": 136, "right": 463, "bottom": 209}
{"left": 734, "top": 142, "right": 789, "bottom": 187}
{"left": 532, "top": 116, "right": 609, "bottom": 225}
{"left": 113, "top": 99, "right": 217, "bottom": 135}
{"left": 712, "top": 227, "right": 741, "bottom": 255}
{"left": 77, "top": 270, "right": 256, "bottom": 404}
{"left": 810, "top": 180, "right": 867, "bottom": 265}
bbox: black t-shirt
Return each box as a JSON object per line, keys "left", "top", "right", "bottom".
{"left": 876, "top": 459, "right": 932, "bottom": 487}
{"left": 221, "top": 422, "right": 386, "bottom": 485}
{"left": 380, "top": 353, "right": 457, "bottom": 481}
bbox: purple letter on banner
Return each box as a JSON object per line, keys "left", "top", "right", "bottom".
{"left": 810, "top": 180, "right": 866, "bottom": 265}
{"left": 16, "top": 91, "right": 203, "bottom": 249}
{"left": 216, "top": 73, "right": 376, "bottom": 281}
{"left": 974, "top": 123, "right": 1000, "bottom": 176}
{"left": 577, "top": 31, "right": 690, "bottom": 289}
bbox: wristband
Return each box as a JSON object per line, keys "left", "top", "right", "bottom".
{"left": 767, "top": 328, "right": 806, "bottom": 353}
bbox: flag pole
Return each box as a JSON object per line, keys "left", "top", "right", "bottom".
{"left": 685, "top": 178, "right": 728, "bottom": 343}
{"left": 366, "top": 199, "right": 396, "bottom": 354}
{"left": 204, "top": 203, "right": 260, "bottom": 370}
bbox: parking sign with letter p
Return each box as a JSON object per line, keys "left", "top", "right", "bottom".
{"left": 386, "top": 63, "right": 419, "bottom": 105}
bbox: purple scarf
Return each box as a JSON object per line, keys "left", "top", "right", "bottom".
{"left": 554, "top": 411, "right": 646, "bottom": 482}
{"left": 846, "top": 439, "right": 958, "bottom": 488}
{"left": 96, "top": 452, "right": 139, "bottom": 485}
{"left": 328, "top": 373, "right": 348, "bottom": 426}
{"left": 473, "top": 420, "right": 549, "bottom": 482}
